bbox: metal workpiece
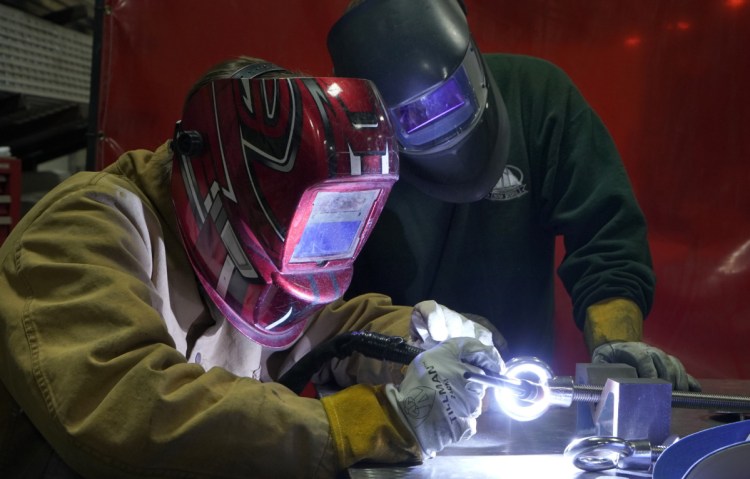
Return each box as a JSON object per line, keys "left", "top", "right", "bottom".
{"left": 347, "top": 379, "right": 750, "bottom": 479}
{"left": 463, "top": 359, "right": 750, "bottom": 474}
{"left": 670, "top": 389, "right": 750, "bottom": 411}
{"left": 594, "top": 378, "right": 673, "bottom": 444}
{"left": 561, "top": 381, "right": 750, "bottom": 412}
{"left": 564, "top": 436, "right": 670, "bottom": 472}
{"left": 547, "top": 376, "right": 575, "bottom": 408}
{"left": 575, "top": 362, "right": 639, "bottom": 436}
{"left": 465, "top": 359, "right": 750, "bottom": 426}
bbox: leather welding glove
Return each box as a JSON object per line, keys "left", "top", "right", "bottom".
{"left": 411, "top": 300, "right": 509, "bottom": 355}
{"left": 584, "top": 297, "right": 701, "bottom": 392}
{"left": 592, "top": 341, "right": 702, "bottom": 392}
{"left": 385, "top": 337, "right": 503, "bottom": 458}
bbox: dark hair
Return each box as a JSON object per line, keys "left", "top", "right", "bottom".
{"left": 346, "top": 0, "right": 366, "bottom": 10}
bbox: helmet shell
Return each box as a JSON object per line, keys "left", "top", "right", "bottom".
{"left": 328, "top": 0, "right": 509, "bottom": 202}
{"left": 172, "top": 76, "right": 398, "bottom": 348}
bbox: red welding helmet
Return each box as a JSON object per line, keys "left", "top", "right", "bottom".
{"left": 171, "top": 68, "right": 398, "bottom": 349}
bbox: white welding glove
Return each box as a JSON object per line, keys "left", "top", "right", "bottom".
{"left": 385, "top": 337, "right": 503, "bottom": 458}
{"left": 592, "top": 341, "right": 701, "bottom": 392}
{"left": 411, "top": 300, "right": 507, "bottom": 354}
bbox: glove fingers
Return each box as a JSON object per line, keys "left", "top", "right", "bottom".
{"left": 412, "top": 301, "right": 502, "bottom": 348}
{"left": 441, "top": 307, "right": 468, "bottom": 338}
{"left": 592, "top": 342, "right": 658, "bottom": 378}
{"left": 591, "top": 342, "right": 636, "bottom": 364}
{"left": 453, "top": 417, "right": 477, "bottom": 443}
{"left": 393, "top": 337, "right": 499, "bottom": 458}
{"left": 465, "top": 378, "right": 485, "bottom": 398}
{"left": 592, "top": 342, "right": 700, "bottom": 392}
{"left": 457, "top": 341, "right": 504, "bottom": 374}
{"left": 429, "top": 304, "right": 478, "bottom": 341}
{"left": 409, "top": 318, "right": 432, "bottom": 346}
{"left": 461, "top": 313, "right": 509, "bottom": 353}
{"left": 442, "top": 362, "right": 485, "bottom": 418}
{"left": 649, "top": 348, "right": 682, "bottom": 389}
{"left": 687, "top": 374, "right": 702, "bottom": 392}
{"left": 634, "top": 361, "right": 659, "bottom": 380}
{"left": 411, "top": 300, "right": 442, "bottom": 343}
{"left": 461, "top": 388, "right": 484, "bottom": 418}
{"left": 669, "top": 356, "right": 701, "bottom": 392}
{"left": 654, "top": 348, "right": 700, "bottom": 391}
{"left": 427, "top": 306, "right": 449, "bottom": 342}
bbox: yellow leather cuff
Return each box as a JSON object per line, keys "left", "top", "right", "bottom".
{"left": 584, "top": 298, "right": 643, "bottom": 353}
{"left": 321, "top": 383, "right": 421, "bottom": 469}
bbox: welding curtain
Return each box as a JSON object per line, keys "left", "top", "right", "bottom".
{"left": 93, "top": 0, "right": 750, "bottom": 379}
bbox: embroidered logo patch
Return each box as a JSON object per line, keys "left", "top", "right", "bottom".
{"left": 487, "top": 165, "right": 528, "bottom": 201}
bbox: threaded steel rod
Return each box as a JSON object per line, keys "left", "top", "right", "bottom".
{"left": 569, "top": 384, "right": 750, "bottom": 412}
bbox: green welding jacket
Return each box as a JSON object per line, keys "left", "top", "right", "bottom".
{"left": 347, "top": 54, "right": 656, "bottom": 364}
{"left": 0, "top": 143, "right": 419, "bottom": 478}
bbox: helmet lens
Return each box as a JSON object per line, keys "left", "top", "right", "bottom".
{"left": 290, "top": 189, "right": 380, "bottom": 263}
{"left": 390, "top": 46, "right": 487, "bottom": 152}
{"left": 394, "top": 76, "right": 468, "bottom": 135}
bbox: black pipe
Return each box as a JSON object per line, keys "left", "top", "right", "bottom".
{"left": 277, "top": 331, "right": 422, "bottom": 395}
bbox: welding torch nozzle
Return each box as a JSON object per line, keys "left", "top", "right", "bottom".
{"left": 464, "top": 371, "right": 545, "bottom": 402}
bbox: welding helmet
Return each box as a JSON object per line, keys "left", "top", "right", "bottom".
{"left": 171, "top": 63, "right": 398, "bottom": 349}
{"left": 328, "top": 0, "right": 509, "bottom": 203}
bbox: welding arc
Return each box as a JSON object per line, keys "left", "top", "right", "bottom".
{"left": 463, "top": 371, "right": 542, "bottom": 402}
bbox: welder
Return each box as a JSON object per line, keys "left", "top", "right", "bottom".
{"left": 328, "top": 0, "right": 699, "bottom": 391}
{"left": 0, "top": 57, "right": 503, "bottom": 478}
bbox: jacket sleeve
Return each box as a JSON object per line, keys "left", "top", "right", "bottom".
{"left": 532, "top": 61, "right": 656, "bottom": 328}
{"left": 0, "top": 178, "right": 345, "bottom": 478}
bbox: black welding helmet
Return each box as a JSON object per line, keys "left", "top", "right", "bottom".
{"left": 328, "top": 0, "right": 510, "bottom": 203}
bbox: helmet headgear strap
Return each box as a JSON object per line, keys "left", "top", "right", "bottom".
{"left": 232, "top": 62, "right": 287, "bottom": 79}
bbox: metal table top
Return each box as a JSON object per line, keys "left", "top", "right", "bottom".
{"left": 346, "top": 379, "right": 750, "bottom": 478}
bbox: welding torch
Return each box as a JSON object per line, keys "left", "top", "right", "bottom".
{"left": 276, "top": 330, "right": 750, "bottom": 422}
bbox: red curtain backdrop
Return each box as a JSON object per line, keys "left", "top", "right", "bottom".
{"left": 95, "top": 0, "right": 750, "bottom": 379}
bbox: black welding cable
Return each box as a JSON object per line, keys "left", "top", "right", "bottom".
{"left": 277, "top": 331, "right": 423, "bottom": 395}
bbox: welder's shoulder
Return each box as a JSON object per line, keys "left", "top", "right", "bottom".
{"left": 36, "top": 146, "right": 166, "bottom": 216}
{"left": 0, "top": 154, "right": 155, "bottom": 261}
{"left": 484, "top": 53, "right": 577, "bottom": 88}
{"left": 23, "top": 163, "right": 144, "bottom": 219}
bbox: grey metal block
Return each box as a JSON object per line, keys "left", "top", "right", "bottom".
{"left": 594, "top": 377, "right": 672, "bottom": 444}
{"left": 575, "top": 363, "right": 637, "bottom": 436}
